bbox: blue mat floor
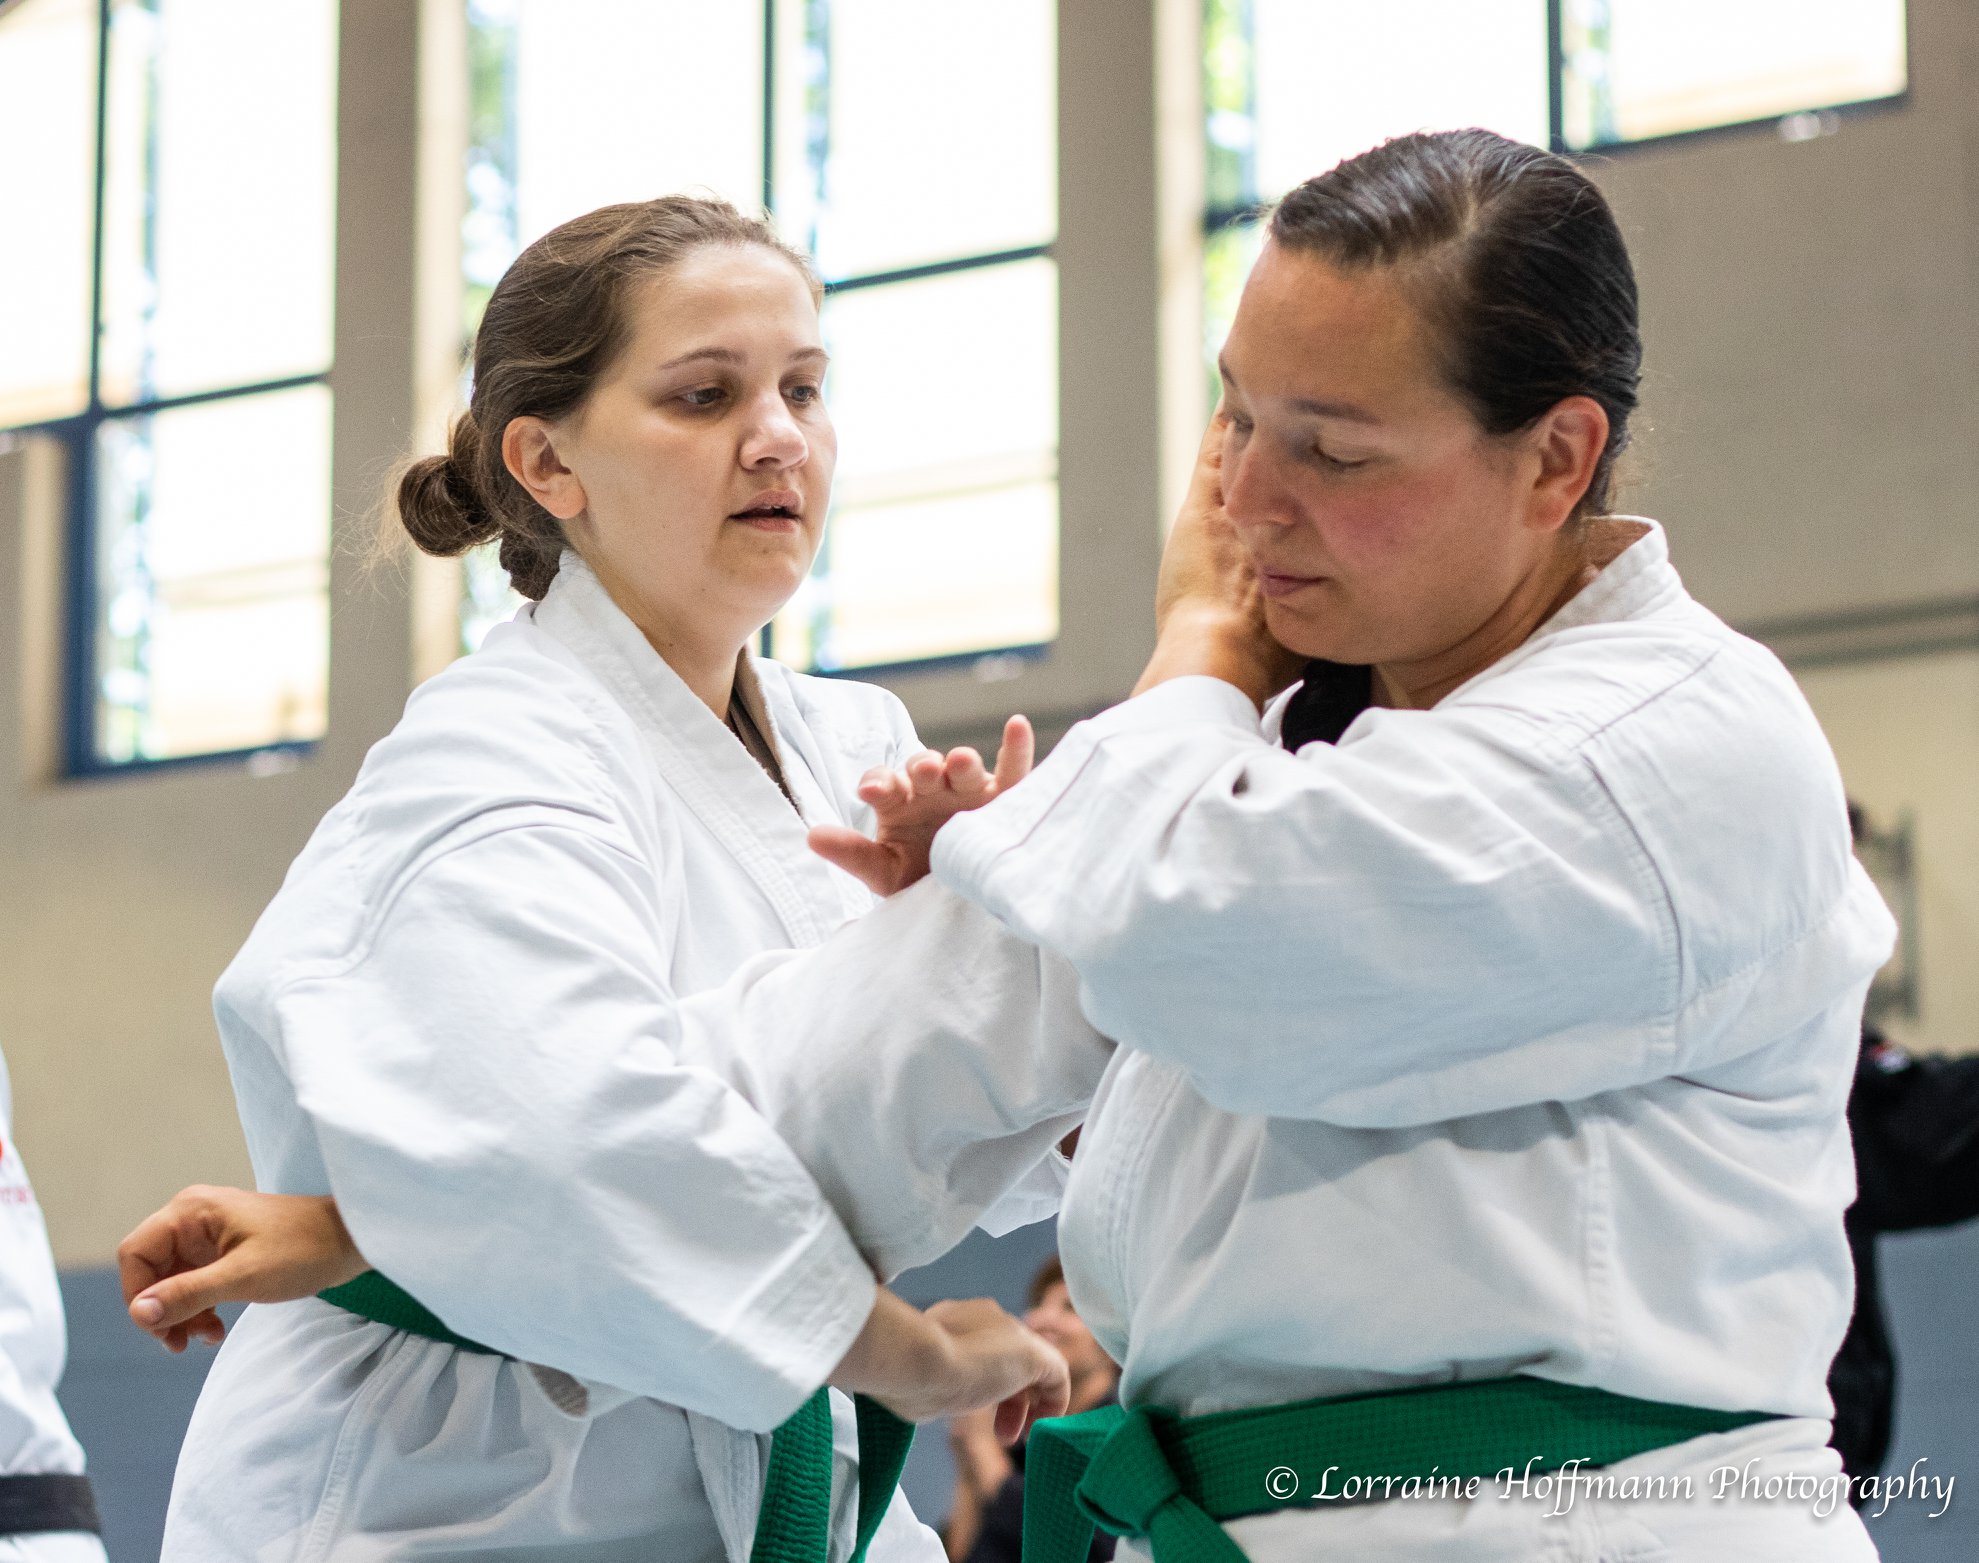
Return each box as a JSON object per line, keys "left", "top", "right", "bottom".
{"left": 57, "top": 1218, "right": 1976, "bottom": 1560}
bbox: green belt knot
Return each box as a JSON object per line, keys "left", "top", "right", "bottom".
{"left": 1074, "top": 1407, "right": 1245, "bottom": 1562}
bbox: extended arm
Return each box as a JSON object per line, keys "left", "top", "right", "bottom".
{"left": 928, "top": 678, "right": 1683, "bottom": 1128}
{"left": 675, "top": 877, "right": 1114, "bottom": 1281}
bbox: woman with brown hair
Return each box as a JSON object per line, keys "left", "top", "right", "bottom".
{"left": 125, "top": 195, "right": 1077, "bottom": 1563}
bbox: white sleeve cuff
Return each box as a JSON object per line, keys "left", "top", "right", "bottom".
{"left": 1083, "top": 675, "right": 1264, "bottom": 739}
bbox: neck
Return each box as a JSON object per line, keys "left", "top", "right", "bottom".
{"left": 1067, "top": 1365, "right": 1119, "bottom": 1415}
{"left": 641, "top": 619, "right": 750, "bottom": 718}
{"left": 582, "top": 555, "right": 755, "bottom": 717}
{"left": 1372, "top": 519, "right": 1635, "bottom": 711}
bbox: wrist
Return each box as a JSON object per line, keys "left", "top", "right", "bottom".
{"left": 827, "top": 1290, "right": 958, "bottom": 1420}
{"left": 1135, "top": 608, "right": 1284, "bottom": 707}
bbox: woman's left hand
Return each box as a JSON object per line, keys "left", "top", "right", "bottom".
{"left": 809, "top": 714, "right": 1034, "bottom": 896}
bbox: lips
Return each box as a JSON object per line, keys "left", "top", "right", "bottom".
{"left": 730, "top": 488, "right": 803, "bottom": 522}
{"left": 1258, "top": 570, "right": 1325, "bottom": 599}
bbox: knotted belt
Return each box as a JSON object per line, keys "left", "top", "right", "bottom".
{"left": 320, "top": 1271, "right": 912, "bottom": 1563}
{"left": 1023, "top": 1375, "right": 1781, "bottom": 1563}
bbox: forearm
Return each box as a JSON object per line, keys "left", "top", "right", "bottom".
{"left": 677, "top": 881, "right": 1111, "bottom": 1279}
{"left": 943, "top": 1486, "right": 987, "bottom": 1562}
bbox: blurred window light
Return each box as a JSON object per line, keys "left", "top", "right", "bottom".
{"left": 1202, "top": 0, "right": 1550, "bottom": 392}
{"left": 0, "top": 0, "right": 337, "bottom": 773}
{"left": 1560, "top": 0, "right": 1907, "bottom": 153}
{"left": 0, "top": 0, "right": 96, "bottom": 427}
{"left": 459, "top": 0, "right": 1059, "bottom": 675}
{"left": 93, "top": 387, "right": 332, "bottom": 764}
{"left": 1202, "top": 0, "right": 1907, "bottom": 377}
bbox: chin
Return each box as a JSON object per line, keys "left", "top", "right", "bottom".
{"left": 1265, "top": 604, "right": 1362, "bottom": 665}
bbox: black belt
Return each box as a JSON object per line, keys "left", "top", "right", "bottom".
{"left": 0, "top": 1473, "right": 101, "bottom": 1535}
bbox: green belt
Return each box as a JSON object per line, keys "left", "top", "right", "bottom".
{"left": 1024, "top": 1374, "right": 1780, "bottom": 1563}
{"left": 319, "top": 1271, "right": 912, "bottom": 1563}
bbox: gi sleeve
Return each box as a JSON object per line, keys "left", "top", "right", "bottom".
{"left": 261, "top": 808, "right": 876, "bottom": 1431}
{"left": 675, "top": 879, "right": 1113, "bottom": 1281}
{"left": 930, "top": 675, "right": 1689, "bottom": 1128}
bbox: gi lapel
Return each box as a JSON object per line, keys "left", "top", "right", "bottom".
{"left": 533, "top": 556, "right": 842, "bottom": 950}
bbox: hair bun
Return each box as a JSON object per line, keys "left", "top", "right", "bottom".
{"left": 397, "top": 417, "right": 499, "bottom": 558}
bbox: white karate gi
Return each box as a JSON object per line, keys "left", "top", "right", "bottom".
{"left": 0, "top": 1053, "right": 105, "bottom": 1563}
{"left": 680, "top": 522, "right": 1895, "bottom": 1561}
{"left": 164, "top": 555, "right": 980, "bottom": 1562}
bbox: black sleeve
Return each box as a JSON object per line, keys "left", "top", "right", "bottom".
{"left": 961, "top": 1474, "right": 1028, "bottom": 1563}
{"left": 1850, "top": 1047, "right": 1979, "bottom": 1233}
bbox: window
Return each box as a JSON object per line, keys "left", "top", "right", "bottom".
{"left": 0, "top": 0, "right": 337, "bottom": 772}
{"left": 1558, "top": 0, "right": 1907, "bottom": 153}
{"left": 1203, "top": 0, "right": 1907, "bottom": 370}
{"left": 458, "top": 0, "right": 1058, "bottom": 677}
{"left": 1203, "top": 0, "right": 1548, "bottom": 391}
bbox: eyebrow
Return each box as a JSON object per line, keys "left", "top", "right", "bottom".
{"left": 656, "top": 345, "right": 830, "bottom": 371}
{"left": 1218, "top": 358, "right": 1380, "bottom": 424}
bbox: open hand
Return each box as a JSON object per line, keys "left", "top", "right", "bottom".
{"left": 118, "top": 1186, "right": 366, "bottom": 1352}
{"left": 808, "top": 714, "right": 1035, "bottom": 896}
{"left": 1137, "top": 410, "right": 1306, "bottom": 703}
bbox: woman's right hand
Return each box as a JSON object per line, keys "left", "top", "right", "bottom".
{"left": 830, "top": 1289, "right": 1069, "bottom": 1441}
{"left": 118, "top": 1186, "right": 367, "bottom": 1352}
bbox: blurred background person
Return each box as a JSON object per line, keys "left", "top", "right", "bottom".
{"left": 944, "top": 1257, "right": 1119, "bottom": 1563}
{"left": 1829, "top": 804, "right": 1979, "bottom": 1500}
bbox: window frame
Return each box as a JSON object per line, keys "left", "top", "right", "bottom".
{"left": 0, "top": 0, "right": 335, "bottom": 778}
{"left": 1548, "top": 0, "right": 1910, "bottom": 158}
{"left": 1201, "top": 0, "right": 1913, "bottom": 249}
{"left": 761, "top": 0, "right": 1058, "bottom": 677}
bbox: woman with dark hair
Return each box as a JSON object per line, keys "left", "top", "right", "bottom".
{"left": 128, "top": 131, "right": 1890, "bottom": 1560}
{"left": 693, "top": 127, "right": 1893, "bottom": 1560}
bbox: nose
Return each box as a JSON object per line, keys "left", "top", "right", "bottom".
{"left": 1219, "top": 427, "right": 1292, "bottom": 532}
{"left": 739, "top": 388, "right": 807, "bottom": 470}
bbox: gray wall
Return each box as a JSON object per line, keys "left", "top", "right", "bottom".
{"left": 4, "top": 0, "right": 1975, "bottom": 1255}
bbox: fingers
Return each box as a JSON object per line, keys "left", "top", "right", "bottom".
{"left": 118, "top": 1187, "right": 227, "bottom": 1306}
{"left": 991, "top": 715, "right": 1034, "bottom": 792}
{"left": 1196, "top": 406, "right": 1232, "bottom": 476}
{"left": 855, "top": 766, "right": 910, "bottom": 812}
{"left": 904, "top": 750, "right": 945, "bottom": 794}
{"left": 130, "top": 1246, "right": 260, "bottom": 1334}
{"left": 991, "top": 1346, "right": 1071, "bottom": 1443}
{"left": 807, "top": 825, "right": 902, "bottom": 897}
{"left": 943, "top": 747, "right": 988, "bottom": 801}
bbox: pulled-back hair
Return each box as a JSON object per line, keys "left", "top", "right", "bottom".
{"left": 1270, "top": 129, "right": 1641, "bottom": 519}
{"left": 398, "top": 196, "right": 820, "bottom": 599}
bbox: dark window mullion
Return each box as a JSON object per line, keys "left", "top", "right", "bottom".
{"left": 1546, "top": 0, "right": 1566, "bottom": 154}
{"left": 92, "top": 369, "right": 332, "bottom": 424}
{"left": 824, "top": 242, "right": 1054, "bottom": 297}
{"left": 64, "top": 0, "right": 116, "bottom": 774}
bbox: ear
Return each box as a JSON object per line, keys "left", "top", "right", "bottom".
{"left": 1524, "top": 395, "right": 1609, "bottom": 534}
{"left": 501, "top": 416, "right": 587, "bottom": 522}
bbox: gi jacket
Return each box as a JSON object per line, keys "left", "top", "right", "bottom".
{"left": 164, "top": 555, "right": 979, "bottom": 1563}
{"left": 680, "top": 521, "right": 1898, "bottom": 1562}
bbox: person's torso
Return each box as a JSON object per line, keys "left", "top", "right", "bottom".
{"left": 169, "top": 561, "right": 924, "bottom": 1563}
{"left": 1059, "top": 524, "right": 1884, "bottom": 1429}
